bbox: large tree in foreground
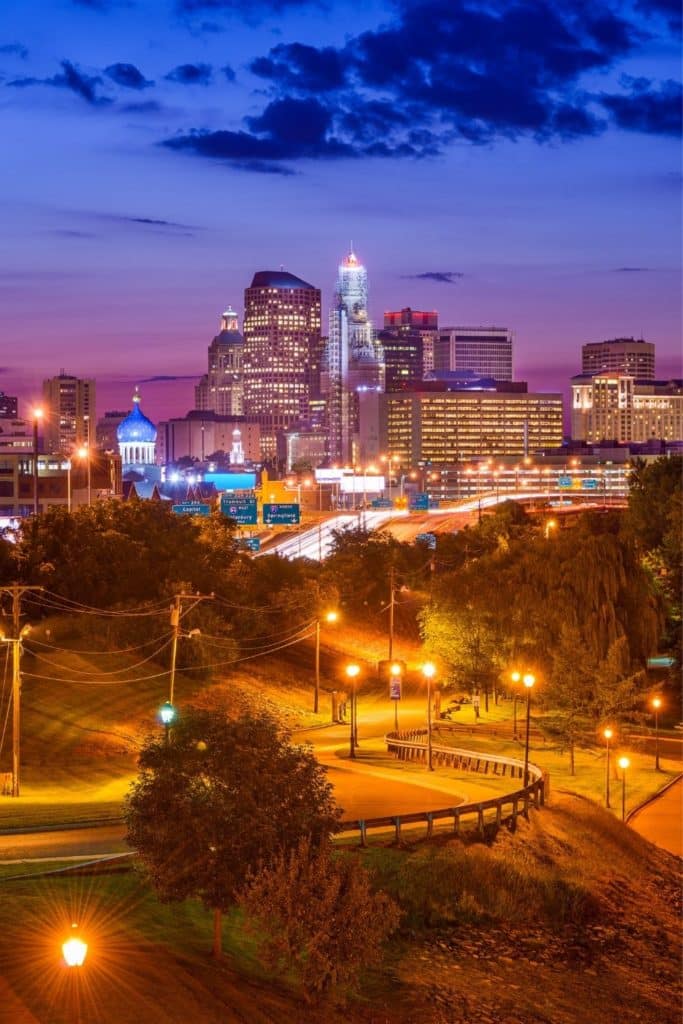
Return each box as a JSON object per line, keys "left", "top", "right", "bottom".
{"left": 124, "top": 706, "right": 341, "bottom": 956}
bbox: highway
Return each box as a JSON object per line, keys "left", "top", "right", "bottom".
{"left": 261, "top": 492, "right": 618, "bottom": 561}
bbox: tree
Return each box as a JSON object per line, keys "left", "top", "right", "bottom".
{"left": 124, "top": 706, "right": 341, "bottom": 956}
{"left": 238, "top": 838, "right": 400, "bottom": 1004}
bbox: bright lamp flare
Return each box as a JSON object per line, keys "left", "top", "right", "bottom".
{"left": 523, "top": 673, "right": 535, "bottom": 688}
{"left": 422, "top": 662, "right": 436, "bottom": 678}
{"left": 62, "top": 926, "right": 87, "bottom": 967}
{"left": 618, "top": 756, "right": 630, "bottom": 770}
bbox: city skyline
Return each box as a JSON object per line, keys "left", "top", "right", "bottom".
{"left": 1, "top": 0, "right": 681, "bottom": 423}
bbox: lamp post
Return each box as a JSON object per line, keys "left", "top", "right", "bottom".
{"left": 77, "top": 446, "right": 90, "bottom": 508}
{"left": 618, "top": 755, "right": 630, "bottom": 821}
{"left": 603, "top": 727, "right": 613, "bottom": 808}
{"left": 422, "top": 662, "right": 436, "bottom": 771}
{"left": 544, "top": 518, "right": 558, "bottom": 540}
{"left": 314, "top": 610, "right": 337, "bottom": 714}
{"left": 651, "top": 697, "right": 662, "bottom": 771}
{"left": 522, "top": 672, "right": 535, "bottom": 787}
{"left": 346, "top": 663, "right": 360, "bottom": 759}
{"left": 510, "top": 671, "right": 521, "bottom": 739}
{"left": 32, "top": 408, "right": 43, "bottom": 516}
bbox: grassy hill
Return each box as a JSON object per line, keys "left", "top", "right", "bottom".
{"left": 0, "top": 791, "right": 679, "bottom": 1023}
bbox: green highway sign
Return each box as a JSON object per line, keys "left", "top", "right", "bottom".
{"left": 263, "top": 502, "right": 300, "bottom": 525}
{"left": 172, "top": 502, "right": 211, "bottom": 516}
{"left": 220, "top": 496, "right": 258, "bottom": 525}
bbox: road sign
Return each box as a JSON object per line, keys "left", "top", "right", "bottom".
{"left": 371, "top": 498, "right": 393, "bottom": 508}
{"left": 409, "top": 492, "right": 429, "bottom": 511}
{"left": 558, "top": 476, "right": 572, "bottom": 488}
{"left": 263, "top": 502, "right": 300, "bottom": 525}
{"left": 172, "top": 502, "right": 211, "bottom": 516}
{"left": 242, "top": 537, "right": 261, "bottom": 552}
{"left": 581, "top": 478, "right": 599, "bottom": 489}
{"left": 416, "top": 532, "right": 437, "bottom": 549}
{"left": 220, "top": 496, "right": 257, "bottom": 525}
{"left": 389, "top": 677, "right": 402, "bottom": 701}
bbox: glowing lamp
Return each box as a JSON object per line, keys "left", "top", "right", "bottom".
{"left": 345, "top": 664, "right": 360, "bottom": 680}
{"left": 390, "top": 662, "right": 402, "bottom": 676}
{"left": 603, "top": 727, "right": 613, "bottom": 741}
{"left": 652, "top": 697, "right": 662, "bottom": 710}
{"left": 422, "top": 662, "right": 436, "bottom": 679}
{"left": 325, "top": 610, "right": 338, "bottom": 624}
{"left": 62, "top": 924, "right": 88, "bottom": 967}
{"left": 159, "top": 701, "right": 176, "bottom": 726}
{"left": 618, "top": 756, "right": 630, "bottom": 771}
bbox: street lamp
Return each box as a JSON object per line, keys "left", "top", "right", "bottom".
{"left": 602, "top": 726, "right": 613, "bottom": 808}
{"left": 314, "top": 610, "right": 338, "bottom": 714}
{"left": 77, "top": 445, "right": 91, "bottom": 508}
{"left": 32, "top": 407, "right": 44, "bottom": 516}
{"left": 544, "top": 518, "right": 558, "bottom": 540}
{"left": 618, "top": 755, "right": 630, "bottom": 821}
{"left": 422, "top": 662, "right": 436, "bottom": 772}
{"left": 510, "top": 671, "right": 521, "bottom": 739}
{"left": 159, "top": 700, "right": 177, "bottom": 745}
{"left": 651, "top": 697, "right": 662, "bottom": 771}
{"left": 346, "top": 664, "right": 360, "bottom": 759}
{"left": 522, "top": 673, "right": 535, "bottom": 787}
{"left": 62, "top": 923, "right": 88, "bottom": 967}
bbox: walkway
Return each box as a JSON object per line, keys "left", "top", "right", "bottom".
{"left": 629, "top": 775, "right": 683, "bottom": 858}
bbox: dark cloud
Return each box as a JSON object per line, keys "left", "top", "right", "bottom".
{"left": 165, "top": 63, "right": 212, "bottom": 85}
{"left": 634, "top": 0, "right": 682, "bottom": 32}
{"left": 403, "top": 272, "right": 465, "bottom": 285}
{"left": 114, "top": 214, "right": 198, "bottom": 230}
{"left": 50, "top": 229, "right": 98, "bottom": 238}
{"left": 105, "top": 63, "right": 153, "bottom": 90}
{"left": 161, "top": 0, "right": 680, "bottom": 172}
{"left": 0, "top": 43, "right": 28, "bottom": 60}
{"left": 612, "top": 267, "right": 651, "bottom": 272}
{"left": 8, "top": 60, "right": 110, "bottom": 105}
{"left": 601, "top": 78, "right": 682, "bottom": 136}
{"left": 251, "top": 43, "right": 347, "bottom": 93}
{"left": 138, "top": 375, "right": 199, "bottom": 383}
{"left": 222, "top": 64, "right": 235, "bottom": 82}
{"left": 120, "top": 99, "right": 164, "bottom": 114}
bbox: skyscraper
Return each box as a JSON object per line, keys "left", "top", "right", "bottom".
{"left": 195, "top": 306, "right": 244, "bottom": 416}
{"left": 326, "top": 249, "right": 384, "bottom": 463}
{"left": 42, "top": 372, "right": 96, "bottom": 453}
{"left": 434, "top": 327, "right": 513, "bottom": 381}
{"left": 384, "top": 308, "right": 439, "bottom": 376}
{"left": 581, "top": 337, "right": 655, "bottom": 379}
{"left": 242, "top": 271, "right": 322, "bottom": 461}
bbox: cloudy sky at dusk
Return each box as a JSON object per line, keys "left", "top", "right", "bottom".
{"left": 1, "top": 0, "right": 680, "bottom": 422}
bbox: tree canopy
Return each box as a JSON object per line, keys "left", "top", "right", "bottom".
{"left": 124, "top": 706, "right": 341, "bottom": 955}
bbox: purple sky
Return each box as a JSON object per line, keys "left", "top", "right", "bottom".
{"left": 0, "top": 0, "right": 680, "bottom": 424}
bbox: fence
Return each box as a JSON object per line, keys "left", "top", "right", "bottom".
{"left": 337, "top": 729, "right": 546, "bottom": 846}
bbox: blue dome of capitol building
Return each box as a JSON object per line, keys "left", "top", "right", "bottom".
{"left": 117, "top": 390, "right": 157, "bottom": 444}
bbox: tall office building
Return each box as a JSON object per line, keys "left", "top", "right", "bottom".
{"left": 195, "top": 306, "right": 244, "bottom": 416}
{"left": 42, "top": 372, "right": 96, "bottom": 453}
{"left": 325, "top": 249, "right": 385, "bottom": 463}
{"left": 378, "top": 330, "right": 423, "bottom": 392}
{"left": 571, "top": 373, "right": 682, "bottom": 443}
{"left": 359, "top": 384, "right": 563, "bottom": 463}
{"left": 384, "top": 308, "right": 438, "bottom": 376}
{"left": 435, "top": 327, "right": 513, "bottom": 381}
{"left": 581, "top": 337, "right": 655, "bottom": 380}
{"left": 242, "top": 271, "right": 322, "bottom": 461}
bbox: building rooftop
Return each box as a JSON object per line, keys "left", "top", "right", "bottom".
{"left": 249, "top": 270, "right": 317, "bottom": 291}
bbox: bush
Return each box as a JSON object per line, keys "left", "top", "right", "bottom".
{"left": 238, "top": 839, "right": 400, "bottom": 1004}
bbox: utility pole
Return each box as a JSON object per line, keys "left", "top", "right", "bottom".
{"left": 169, "top": 592, "right": 212, "bottom": 705}
{"left": 0, "top": 585, "right": 42, "bottom": 797}
{"left": 388, "top": 565, "right": 395, "bottom": 661}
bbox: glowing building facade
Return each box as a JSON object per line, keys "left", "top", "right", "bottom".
{"left": 242, "top": 271, "right": 322, "bottom": 462}
{"left": 195, "top": 306, "right": 244, "bottom": 417}
{"left": 326, "top": 250, "right": 384, "bottom": 463}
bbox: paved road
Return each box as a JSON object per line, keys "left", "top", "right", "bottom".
{"left": 629, "top": 776, "right": 683, "bottom": 858}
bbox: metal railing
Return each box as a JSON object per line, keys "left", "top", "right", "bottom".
{"left": 337, "top": 729, "right": 546, "bottom": 846}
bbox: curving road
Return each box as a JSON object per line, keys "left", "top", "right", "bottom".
{"left": 629, "top": 775, "right": 683, "bottom": 858}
